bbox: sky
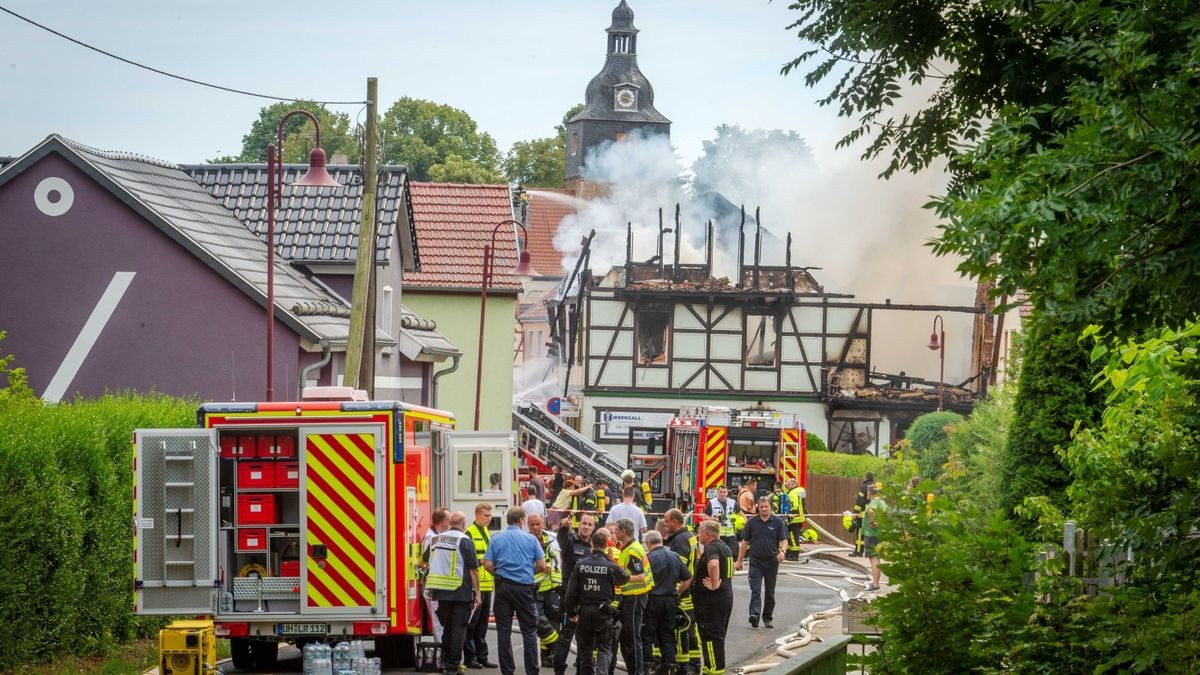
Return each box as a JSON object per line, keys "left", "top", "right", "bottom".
{"left": 0, "top": 0, "right": 982, "bottom": 381}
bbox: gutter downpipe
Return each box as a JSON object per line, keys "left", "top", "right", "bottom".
{"left": 431, "top": 353, "right": 462, "bottom": 409}
{"left": 298, "top": 340, "right": 332, "bottom": 398}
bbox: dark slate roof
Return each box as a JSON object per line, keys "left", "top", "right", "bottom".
{"left": 0, "top": 136, "right": 455, "bottom": 357}
{"left": 184, "top": 163, "right": 418, "bottom": 270}
{"left": 569, "top": 1, "right": 670, "bottom": 126}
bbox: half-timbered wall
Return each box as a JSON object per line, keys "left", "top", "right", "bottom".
{"left": 584, "top": 289, "right": 871, "bottom": 399}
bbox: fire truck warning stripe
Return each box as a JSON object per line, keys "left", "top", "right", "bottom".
{"left": 305, "top": 522, "right": 374, "bottom": 602}
{"left": 307, "top": 464, "right": 375, "bottom": 533}
{"left": 703, "top": 455, "right": 724, "bottom": 486}
{"left": 306, "top": 562, "right": 369, "bottom": 608}
{"left": 306, "top": 442, "right": 375, "bottom": 525}
{"left": 308, "top": 435, "right": 375, "bottom": 501}
{"left": 306, "top": 502, "right": 375, "bottom": 582}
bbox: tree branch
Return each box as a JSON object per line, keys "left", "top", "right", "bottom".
{"left": 1064, "top": 151, "right": 1159, "bottom": 198}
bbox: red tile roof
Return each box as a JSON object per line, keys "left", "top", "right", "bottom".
{"left": 525, "top": 189, "right": 579, "bottom": 277}
{"left": 407, "top": 182, "right": 522, "bottom": 291}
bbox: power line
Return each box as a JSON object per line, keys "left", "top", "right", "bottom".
{"left": 0, "top": 4, "right": 365, "bottom": 105}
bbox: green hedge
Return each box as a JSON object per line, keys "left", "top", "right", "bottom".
{"left": 807, "top": 449, "right": 888, "bottom": 478}
{"left": 0, "top": 392, "right": 195, "bottom": 670}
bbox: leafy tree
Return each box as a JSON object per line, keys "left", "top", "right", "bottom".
{"left": 502, "top": 104, "right": 583, "bottom": 188}
{"left": 428, "top": 154, "right": 503, "bottom": 185}
{"left": 785, "top": 0, "right": 1200, "bottom": 334}
{"left": 901, "top": 410, "right": 963, "bottom": 480}
{"left": 213, "top": 100, "right": 359, "bottom": 164}
{"left": 942, "top": 386, "right": 1014, "bottom": 513}
{"left": 1001, "top": 321, "right": 1098, "bottom": 516}
{"left": 690, "top": 124, "right": 812, "bottom": 196}
{"left": 380, "top": 97, "right": 501, "bottom": 182}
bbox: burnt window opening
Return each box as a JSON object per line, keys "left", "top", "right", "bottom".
{"left": 829, "top": 418, "right": 879, "bottom": 455}
{"left": 744, "top": 313, "right": 779, "bottom": 368}
{"left": 635, "top": 309, "right": 670, "bottom": 366}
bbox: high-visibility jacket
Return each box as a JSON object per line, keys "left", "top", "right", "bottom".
{"left": 467, "top": 522, "right": 493, "bottom": 592}
{"left": 615, "top": 540, "right": 654, "bottom": 596}
{"left": 534, "top": 532, "right": 563, "bottom": 591}
{"left": 707, "top": 497, "right": 738, "bottom": 538}
{"left": 426, "top": 529, "right": 469, "bottom": 591}
{"left": 787, "top": 486, "right": 807, "bottom": 524}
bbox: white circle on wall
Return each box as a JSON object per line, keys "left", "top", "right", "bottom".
{"left": 34, "top": 177, "right": 74, "bottom": 217}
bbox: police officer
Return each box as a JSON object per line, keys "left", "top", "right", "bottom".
{"left": 704, "top": 486, "right": 739, "bottom": 553}
{"left": 642, "top": 530, "right": 692, "bottom": 675}
{"left": 693, "top": 519, "right": 734, "bottom": 675}
{"left": 662, "top": 509, "right": 702, "bottom": 675}
{"left": 565, "top": 528, "right": 630, "bottom": 675}
{"left": 425, "top": 511, "right": 481, "bottom": 675}
{"left": 611, "top": 518, "right": 654, "bottom": 675}
{"left": 464, "top": 503, "right": 496, "bottom": 669}
{"left": 528, "top": 514, "right": 562, "bottom": 659}
{"left": 555, "top": 512, "right": 597, "bottom": 675}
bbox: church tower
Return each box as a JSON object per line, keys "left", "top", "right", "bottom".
{"left": 564, "top": 0, "right": 671, "bottom": 196}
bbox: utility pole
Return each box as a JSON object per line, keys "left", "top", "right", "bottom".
{"left": 343, "top": 77, "right": 378, "bottom": 394}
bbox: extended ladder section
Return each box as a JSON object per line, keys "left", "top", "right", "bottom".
{"left": 513, "top": 403, "right": 625, "bottom": 487}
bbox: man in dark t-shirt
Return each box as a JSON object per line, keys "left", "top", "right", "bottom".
{"left": 735, "top": 496, "right": 788, "bottom": 629}
{"left": 692, "top": 519, "right": 733, "bottom": 675}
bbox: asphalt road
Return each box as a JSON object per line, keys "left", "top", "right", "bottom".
{"left": 218, "top": 557, "right": 864, "bottom": 673}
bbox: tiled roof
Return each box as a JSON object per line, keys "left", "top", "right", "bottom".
{"left": 0, "top": 135, "right": 454, "bottom": 355}
{"left": 184, "top": 163, "right": 417, "bottom": 269}
{"left": 525, "top": 189, "right": 578, "bottom": 277}
{"left": 406, "top": 182, "right": 523, "bottom": 292}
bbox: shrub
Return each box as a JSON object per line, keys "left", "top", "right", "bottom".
{"left": 806, "top": 449, "right": 888, "bottom": 479}
{"left": 943, "top": 385, "right": 1016, "bottom": 512}
{"left": 804, "top": 431, "right": 828, "bottom": 454}
{"left": 903, "top": 410, "right": 964, "bottom": 479}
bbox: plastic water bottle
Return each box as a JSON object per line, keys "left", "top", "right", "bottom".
{"left": 333, "top": 642, "right": 351, "bottom": 672}
{"left": 350, "top": 639, "right": 365, "bottom": 660}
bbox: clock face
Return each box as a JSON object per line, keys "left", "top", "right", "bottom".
{"left": 615, "top": 88, "right": 636, "bottom": 109}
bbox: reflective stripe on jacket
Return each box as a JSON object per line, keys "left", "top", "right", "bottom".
{"left": 467, "top": 522, "right": 493, "bottom": 591}
{"left": 426, "top": 529, "right": 469, "bottom": 591}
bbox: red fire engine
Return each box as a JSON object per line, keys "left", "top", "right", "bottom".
{"left": 658, "top": 406, "right": 806, "bottom": 516}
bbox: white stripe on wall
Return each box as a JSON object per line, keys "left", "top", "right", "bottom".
{"left": 42, "top": 271, "right": 136, "bottom": 403}
{"left": 334, "top": 374, "right": 422, "bottom": 391}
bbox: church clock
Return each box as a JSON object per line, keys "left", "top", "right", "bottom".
{"left": 615, "top": 87, "right": 637, "bottom": 110}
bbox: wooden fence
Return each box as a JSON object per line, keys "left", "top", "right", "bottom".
{"left": 805, "top": 473, "right": 862, "bottom": 541}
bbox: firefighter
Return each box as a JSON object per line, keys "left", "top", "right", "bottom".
{"left": 463, "top": 504, "right": 496, "bottom": 669}
{"left": 642, "top": 529, "right": 692, "bottom": 675}
{"left": 555, "top": 512, "right": 597, "bottom": 675}
{"left": 693, "top": 519, "right": 734, "bottom": 675}
{"left": 704, "top": 485, "right": 739, "bottom": 554}
{"left": 571, "top": 474, "right": 599, "bottom": 527}
{"left": 564, "top": 528, "right": 630, "bottom": 675}
{"left": 611, "top": 517, "right": 654, "bottom": 675}
{"left": 528, "top": 514, "right": 561, "bottom": 660}
{"left": 784, "top": 478, "right": 807, "bottom": 561}
{"left": 850, "top": 472, "right": 874, "bottom": 557}
{"left": 662, "top": 509, "right": 702, "bottom": 675}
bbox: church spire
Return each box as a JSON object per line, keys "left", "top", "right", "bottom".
{"left": 607, "top": 0, "right": 637, "bottom": 54}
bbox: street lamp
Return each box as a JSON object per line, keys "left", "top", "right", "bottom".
{"left": 474, "top": 219, "right": 537, "bottom": 430}
{"left": 265, "top": 110, "right": 341, "bottom": 401}
{"left": 927, "top": 314, "right": 946, "bottom": 411}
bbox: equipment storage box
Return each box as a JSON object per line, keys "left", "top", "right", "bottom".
{"left": 237, "top": 494, "right": 277, "bottom": 524}
{"left": 238, "top": 462, "right": 275, "bottom": 489}
{"left": 237, "top": 528, "right": 267, "bottom": 552}
{"left": 219, "top": 436, "right": 254, "bottom": 459}
{"left": 275, "top": 461, "right": 300, "bottom": 488}
{"left": 280, "top": 559, "right": 301, "bottom": 577}
{"left": 258, "top": 434, "right": 297, "bottom": 458}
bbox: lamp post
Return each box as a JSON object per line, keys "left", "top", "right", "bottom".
{"left": 927, "top": 314, "right": 946, "bottom": 410}
{"left": 475, "top": 219, "right": 537, "bottom": 430}
{"left": 265, "top": 111, "right": 341, "bottom": 401}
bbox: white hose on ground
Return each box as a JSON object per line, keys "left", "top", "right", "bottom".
{"left": 808, "top": 520, "right": 855, "bottom": 548}
{"left": 779, "top": 565, "right": 869, "bottom": 579}
{"left": 785, "top": 574, "right": 849, "bottom": 593}
{"left": 796, "top": 546, "right": 852, "bottom": 557}
{"left": 775, "top": 635, "right": 816, "bottom": 658}
{"left": 736, "top": 662, "right": 776, "bottom": 673}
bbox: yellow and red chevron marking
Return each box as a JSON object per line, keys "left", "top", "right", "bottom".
{"left": 305, "top": 433, "right": 377, "bottom": 609}
{"left": 699, "top": 427, "right": 728, "bottom": 489}
{"left": 777, "top": 429, "right": 800, "bottom": 483}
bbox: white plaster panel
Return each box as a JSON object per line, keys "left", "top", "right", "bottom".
{"left": 672, "top": 364, "right": 705, "bottom": 389}
{"left": 782, "top": 365, "right": 819, "bottom": 393}
{"left": 712, "top": 362, "right": 741, "bottom": 390}
{"left": 744, "top": 370, "right": 777, "bottom": 392}
{"left": 674, "top": 332, "right": 706, "bottom": 358}
{"left": 711, "top": 334, "right": 742, "bottom": 360}
{"left": 674, "top": 305, "right": 704, "bottom": 330}
{"left": 596, "top": 361, "right": 632, "bottom": 388}
{"left": 785, "top": 337, "right": 822, "bottom": 363}
{"left": 589, "top": 299, "right": 628, "bottom": 326}
{"left": 824, "top": 335, "right": 852, "bottom": 361}
{"left": 712, "top": 307, "right": 742, "bottom": 332}
{"left": 792, "top": 307, "right": 824, "bottom": 332}
{"left": 611, "top": 333, "right": 633, "bottom": 358}
{"left": 826, "top": 308, "right": 861, "bottom": 333}
{"left": 635, "top": 367, "right": 669, "bottom": 388}
{"left": 588, "top": 330, "right": 615, "bottom": 356}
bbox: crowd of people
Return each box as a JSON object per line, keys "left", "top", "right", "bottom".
{"left": 420, "top": 467, "right": 818, "bottom": 675}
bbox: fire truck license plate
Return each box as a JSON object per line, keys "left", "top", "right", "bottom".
{"left": 278, "top": 623, "right": 327, "bottom": 635}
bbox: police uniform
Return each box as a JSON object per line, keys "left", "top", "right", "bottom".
{"left": 534, "top": 532, "right": 563, "bottom": 656}
{"left": 464, "top": 520, "right": 493, "bottom": 667}
{"left": 554, "top": 524, "right": 592, "bottom": 675}
{"left": 564, "top": 549, "right": 630, "bottom": 675}
{"left": 692, "top": 539, "right": 734, "bottom": 675}
{"left": 665, "top": 528, "right": 702, "bottom": 675}
{"left": 705, "top": 496, "right": 739, "bottom": 554}
{"left": 642, "top": 544, "right": 692, "bottom": 675}
{"left": 612, "top": 538, "right": 654, "bottom": 675}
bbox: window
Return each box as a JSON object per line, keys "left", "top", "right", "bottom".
{"left": 635, "top": 308, "right": 670, "bottom": 366}
{"left": 456, "top": 449, "right": 506, "bottom": 495}
{"left": 381, "top": 285, "right": 393, "bottom": 335}
{"left": 829, "top": 419, "right": 879, "bottom": 455}
{"left": 615, "top": 131, "right": 626, "bottom": 143}
{"left": 570, "top": 132, "right": 579, "bottom": 157}
{"left": 744, "top": 313, "right": 779, "bottom": 367}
